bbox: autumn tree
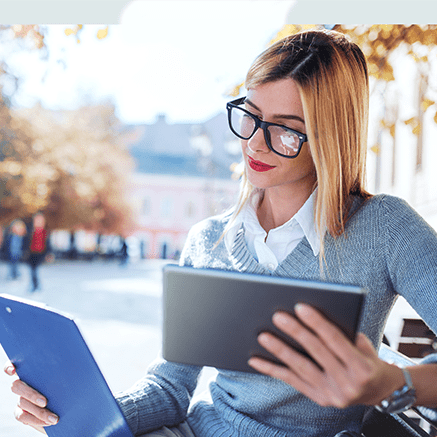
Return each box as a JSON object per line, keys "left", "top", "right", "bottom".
{"left": 2, "top": 103, "right": 136, "bottom": 234}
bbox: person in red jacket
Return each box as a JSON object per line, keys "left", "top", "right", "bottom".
{"left": 27, "top": 213, "right": 49, "bottom": 293}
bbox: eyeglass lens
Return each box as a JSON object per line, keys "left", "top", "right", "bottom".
{"left": 230, "top": 107, "right": 301, "bottom": 157}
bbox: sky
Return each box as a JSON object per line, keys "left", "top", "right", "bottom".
{"left": 5, "top": 1, "right": 295, "bottom": 125}
{"left": 2, "top": 0, "right": 436, "bottom": 125}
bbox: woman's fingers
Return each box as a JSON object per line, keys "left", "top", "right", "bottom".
{"left": 248, "top": 355, "right": 312, "bottom": 392}
{"left": 256, "top": 331, "right": 325, "bottom": 384}
{"left": 11, "top": 380, "right": 48, "bottom": 409}
{"left": 291, "top": 305, "right": 360, "bottom": 363}
{"left": 4, "top": 361, "right": 54, "bottom": 433}
{"left": 6, "top": 362, "right": 49, "bottom": 410}
{"left": 14, "top": 405, "right": 48, "bottom": 435}
{"left": 16, "top": 397, "right": 58, "bottom": 426}
{"left": 250, "top": 305, "right": 390, "bottom": 408}
{"left": 11, "top": 380, "right": 58, "bottom": 427}
{"left": 270, "top": 310, "right": 351, "bottom": 375}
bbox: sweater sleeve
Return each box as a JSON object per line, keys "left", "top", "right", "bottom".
{"left": 378, "top": 196, "right": 437, "bottom": 417}
{"left": 381, "top": 195, "right": 437, "bottom": 335}
{"left": 114, "top": 225, "right": 207, "bottom": 435}
{"left": 115, "top": 358, "right": 202, "bottom": 435}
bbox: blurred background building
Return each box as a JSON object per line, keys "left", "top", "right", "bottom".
{"left": 118, "top": 112, "right": 241, "bottom": 259}
{"left": 43, "top": 111, "right": 241, "bottom": 260}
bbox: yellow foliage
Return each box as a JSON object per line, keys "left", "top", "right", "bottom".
{"left": 412, "top": 123, "right": 422, "bottom": 136}
{"left": 228, "top": 82, "right": 244, "bottom": 97}
{"left": 404, "top": 117, "right": 418, "bottom": 126}
{"left": 64, "top": 24, "right": 84, "bottom": 44}
{"left": 421, "top": 99, "right": 435, "bottom": 112}
{"left": 381, "top": 65, "right": 395, "bottom": 82}
{"left": 381, "top": 120, "right": 396, "bottom": 138}
{"left": 97, "top": 26, "right": 109, "bottom": 40}
{"left": 370, "top": 145, "right": 380, "bottom": 155}
{"left": 403, "top": 117, "right": 422, "bottom": 136}
{"left": 336, "top": 24, "right": 437, "bottom": 83}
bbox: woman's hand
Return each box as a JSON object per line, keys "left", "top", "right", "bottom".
{"left": 248, "top": 304, "right": 404, "bottom": 409}
{"left": 4, "top": 361, "right": 58, "bottom": 434}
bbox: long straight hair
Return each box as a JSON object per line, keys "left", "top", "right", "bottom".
{"left": 226, "top": 29, "right": 371, "bottom": 261}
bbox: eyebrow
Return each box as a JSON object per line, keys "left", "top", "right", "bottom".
{"left": 244, "top": 98, "right": 305, "bottom": 125}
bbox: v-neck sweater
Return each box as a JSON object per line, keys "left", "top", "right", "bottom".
{"left": 116, "top": 194, "right": 437, "bottom": 437}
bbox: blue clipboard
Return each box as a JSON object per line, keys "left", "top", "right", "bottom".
{"left": 0, "top": 293, "right": 134, "bottom": 437}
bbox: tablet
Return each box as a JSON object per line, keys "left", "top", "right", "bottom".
{"left": 162, "top": 265, "right": 366, "bottom": 373}
{"left": 0, "top": 294, "right": 134, "bottom": 437}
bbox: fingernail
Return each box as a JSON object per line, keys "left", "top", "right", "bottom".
{"left": 6, "top": 366, "right": 15, "bottom": 375}
{"left": 258, "top": 333, "right": 270, "bottom": 345}
{"left": 248, "top": 357, "right": 271, "bottom": 372}
{"left": 36, "top": 398, "right": 46, "bottom": 407}
{"left": 273, "top": 312, "right": 289, "bottom": 325}
{"left": 294, "top": 303, "right": 309, "bottom": 316}
{"left": 48, "top": 415, "right": 58, "bottom": 424}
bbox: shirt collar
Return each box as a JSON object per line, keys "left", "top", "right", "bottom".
{"left": 224, "top": 189, "right": 321, "bottom": 257}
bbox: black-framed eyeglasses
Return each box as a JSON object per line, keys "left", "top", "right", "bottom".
{"left": 226, "top": 97, "right": 308, "bottom": 159}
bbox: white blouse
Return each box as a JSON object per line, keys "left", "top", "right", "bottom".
{"left": 225, "top": 190, "right": 320, "bottom": 271}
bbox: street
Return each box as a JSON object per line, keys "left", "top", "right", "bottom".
{"left": 0, "top": 258, "right": 417, "bottom": 437}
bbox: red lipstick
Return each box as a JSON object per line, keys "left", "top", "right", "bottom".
{"left": 248, "top": 156, "right": 275, "bottom": 172}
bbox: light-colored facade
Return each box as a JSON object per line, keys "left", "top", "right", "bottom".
{"left": 130, "top": 172, "right": 239, "bottom": 259}
{"left": 125, "top": 112, "right": 241, "bottom": 259}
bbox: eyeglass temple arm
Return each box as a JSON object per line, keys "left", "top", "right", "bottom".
{"left": 229, "top": 97, "right": 246, "bottom": 106}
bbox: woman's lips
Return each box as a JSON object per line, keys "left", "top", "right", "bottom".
{"left": 248, "top": 156, "right": 275, "bottom": 172}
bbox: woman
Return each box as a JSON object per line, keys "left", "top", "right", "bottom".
{"left": 5, "top": 29, "right": 437, "bottom": 437}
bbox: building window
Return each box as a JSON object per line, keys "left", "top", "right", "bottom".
{"left": 142, "top": 196, "right": 151, "bottom": 216}
{"left": 185, "top": 201, "right": 195, "bottom": 218}
{"left": 161, "top": 197, "right": 173, "bottom": 218}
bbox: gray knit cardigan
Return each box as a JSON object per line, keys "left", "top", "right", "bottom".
{"left": 116, "top": 194, "right": 437, "bottom": 437}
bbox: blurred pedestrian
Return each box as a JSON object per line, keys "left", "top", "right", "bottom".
{"left": 26, "top": 213, "right": 50, "bottom": 293}
{"left": 119, "top": 239, "right": 128, "bottom": 267}
{"left": 5, "top": 219, "right": 27, "bottom": 280}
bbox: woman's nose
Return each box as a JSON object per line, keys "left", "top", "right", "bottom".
{"left": 246, "top": 127, "right": 269, "bottom": 154}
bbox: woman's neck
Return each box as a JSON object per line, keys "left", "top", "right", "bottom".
{"left": 257, "top": 187, "right": 314, "bottom": 233}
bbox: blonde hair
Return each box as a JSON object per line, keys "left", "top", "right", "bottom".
{"left": 227, "top": 29, "right": 371, "bottom": 260}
